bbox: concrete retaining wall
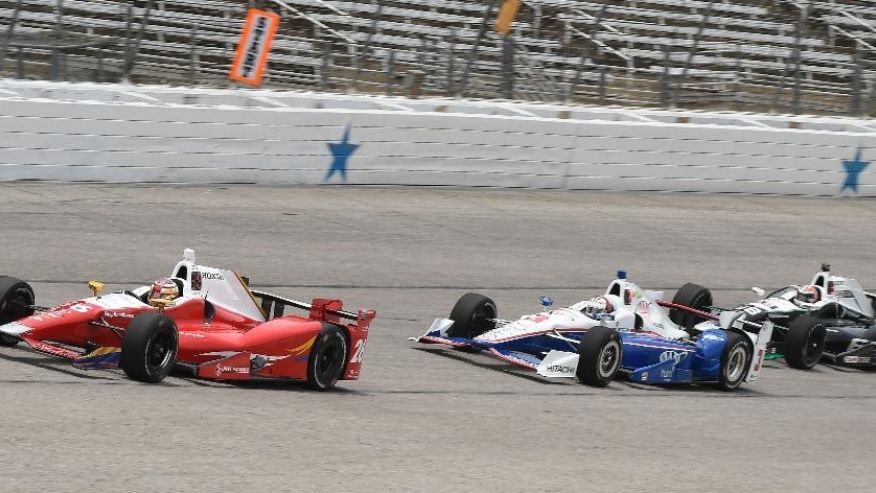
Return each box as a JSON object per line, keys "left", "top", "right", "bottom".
{"left": 0, "top": 83, "right": 873, "bottom": 196}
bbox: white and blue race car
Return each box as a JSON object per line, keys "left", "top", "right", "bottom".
{"left": 414, "top": 272, "right": 773, "bottom": 391}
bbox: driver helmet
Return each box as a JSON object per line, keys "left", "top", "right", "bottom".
{"left": 149, "top": 278, "right": 180, "bottom": 306}
{"left": 796, "top": 285, "right": 821, "bottom": 304}
{"left": 584, "top": 296, "right": 615, "bottom": 319}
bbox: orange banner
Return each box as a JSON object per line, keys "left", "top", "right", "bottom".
{"left": 229, "top": 8, "right": 280, "bottom": 87}
{"left": 494, "top": 0, "right": 521, "bottom": 35}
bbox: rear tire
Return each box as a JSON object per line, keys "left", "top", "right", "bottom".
{"left": 576, "top": 326, "right": 622, "bottom": 387}
{"left": 669, "top": 283, "right": 713, "bottom": 330}
{"left": 784, "top": 315, "right": 826, "bottom": 370}
{"left": 447, "top": 293, "right": 497, "bottom": 339}
{"left": 120, "top": 312, "right": 178, "bottom": 383}
{"left": 717, "top": 332, "right": 752, "bottom": 391}
{"left": 0, "top": 276, "right": 35, "bottom": 347}
{"left": 307, "top": 324, "right": 348, "bottom": 391}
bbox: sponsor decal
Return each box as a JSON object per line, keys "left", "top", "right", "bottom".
{"left": 214, "top": 365, "right": 250, "bottom": 377}
{"left": 844, "top": 356, "right": 871, "bottom": 364}
{"left": 659, "top": 368, "right": 673, "bottom": 379}
{"left": 636, "top": 301, "right": 650, "bottom": 316}
{"left": 104, "top": 311, "right": 134, "bottom": 319}
{"left": 753, "top": 349, "right": 765, "bottom": 371}
{"left": 228, "top": 8, "right": 280, "bottom": 86}
{"left": 33, "top": 304, "right": 92, "bottom": 322}
{"left": 31, "top": 341, "right": 80, "bottom": 359}
{"left": 202, "top": 272, "right": 224, "bottom": 281}
{"left": 641, "top": 372, "right": 648, "bottom": 381}
{"left": 702, "top": 333, "right": 722, "bottom": 342}
{"left": 545, "top": 364, "right": 575, "bottom": 375}
{"left": 179, "top": 331, "right": 206, "bottom": 339}
{"left": 659, "top": 350, "right": 689, "bottom": 365}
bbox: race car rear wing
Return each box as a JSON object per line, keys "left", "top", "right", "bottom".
{"left": 250, "top": 289, "right": 361, "bottom": 321}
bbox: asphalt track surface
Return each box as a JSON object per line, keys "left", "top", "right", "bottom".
{"left": 0, "top": 184, "right": 875, "bottom": 493}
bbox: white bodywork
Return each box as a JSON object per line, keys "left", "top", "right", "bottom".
{"left": 429, "top": 278, "right": 690, "bottom": 345}
{"left": 169, "top": 249, "right": 266, "bottom": 322}
{"left": 811, "top": 272, "right": 874, "bottom": 320}
{"left": 752, "top": 269, "right": 875, "bottom": 320}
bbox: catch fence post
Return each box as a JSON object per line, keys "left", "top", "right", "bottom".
{"left": 850, "top": 46, "right": 863, "bottom": 116}
{"left": 386, "top": 49, "right": 396, "bottom": 96}
{"left": 0, "top": 0, "right": 22, "bottom": 74}
{"left": 501, "top": 35, "right": 514, "bottom": 99}
{"left": 446, "top": 30, "right": 456, "bottom": 97}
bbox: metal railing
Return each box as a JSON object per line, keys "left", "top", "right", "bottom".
{"left": 1, "top": 0, "right": 876, "bottom": 117}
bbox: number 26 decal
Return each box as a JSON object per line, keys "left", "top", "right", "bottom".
{"left": 350, "top": 340, "right": 367, "bottom": 364}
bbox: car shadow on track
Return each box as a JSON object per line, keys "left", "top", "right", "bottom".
{"left": 169, "top": 367, "right": 368, "bottom": 394}
{"left": 0, "top": 351, "right": 118, "bottom": 381}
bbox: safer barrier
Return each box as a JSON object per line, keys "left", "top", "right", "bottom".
{"left": 0, "top": 81, "right": 872, "bottom": 196}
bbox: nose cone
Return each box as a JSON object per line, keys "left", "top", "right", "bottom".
{"left": 16, "top": 302, "right": 99, "bottom": 334}
{"left": 0, "top": 320, "right": 31, "bottom": 337}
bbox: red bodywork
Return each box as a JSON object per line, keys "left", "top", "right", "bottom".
{"left": 13, "top": 294, "right": 376, "bottom": 382}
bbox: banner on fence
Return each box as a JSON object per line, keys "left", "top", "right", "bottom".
{"left": 494, "top": 0, "right": 521, "bottom": 35}
{"left": 229, "top": 8, "right": 280, "bottom": 87}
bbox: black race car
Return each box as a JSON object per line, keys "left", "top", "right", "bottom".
{"left": 673, "top": 265, "right": 876, "bottom": 370}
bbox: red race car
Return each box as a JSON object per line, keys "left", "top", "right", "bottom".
{"left": 0, "top": 249, "right": 376, "bottom": 390}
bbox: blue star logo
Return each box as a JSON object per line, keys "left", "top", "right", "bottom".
{"left": 324, "top": 126, "right": 360, "bottom": 183}
{"left": 841, "top": 147, "right": 869, "bottom": 194}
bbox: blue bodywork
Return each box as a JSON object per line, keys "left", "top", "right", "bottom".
{"left": 420, "top": 327, "right": 730, "bottom": 385}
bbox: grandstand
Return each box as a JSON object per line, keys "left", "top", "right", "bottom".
{"left": 0, "top": 0, "right": 875, "bottom": 116}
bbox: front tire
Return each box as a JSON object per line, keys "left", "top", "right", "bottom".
{"left": 447, "top": 293, "right": 497, "bottom": 339}
{"left": 120, "top": 312, "right": 178, "bottom": 383}
{"left": 784, "top": 315, "right": 826, "bottom": 370}
{"left": 670, "top": 283, "right": 713, "bottom": 330}
{"left": 0, "top": 276, "right": 35, "bottom": 347}
{"left": 307, "top": 324, "right": 348, "bottom": 391}
{"left": 717, "top": 332, "right": 752, "bottom": 391}
{"left": 576, "top": 326, "right": 623, "bottom": 387}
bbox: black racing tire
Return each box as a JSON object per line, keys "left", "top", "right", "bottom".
{"left": 0, "top": 276, "right": 35, "bottom": 347}
{"left": 447, "top": 293, "right": 497, "bottom": 339}
{"left": 576, "top": 326, "right": 623, "bottom": 387}
{"left": 120, "top": 312, "right": 178, "bottom": 383}
{"left": 784, "top": 315, "right": 827, "bottom": 370}
{"left": 669, "top": 283, "right": 713, "bottom": 330}
{"left": 307, "top": 324, "right": 348, "bottom": 391}
{"left": 716, "top": 332, "right": 753, "bottom": 391}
